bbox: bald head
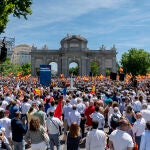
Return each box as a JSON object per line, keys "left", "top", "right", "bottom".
{"left": 136, "top": 112, "right": 142, "bottom": 119}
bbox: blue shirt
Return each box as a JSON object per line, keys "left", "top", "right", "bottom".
{"left": 44, "top": 103, "right": 51, "bottom": 113}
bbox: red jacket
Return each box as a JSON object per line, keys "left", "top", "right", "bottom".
{"left": 85, "top": 105, "right": 95, "bottom": 126}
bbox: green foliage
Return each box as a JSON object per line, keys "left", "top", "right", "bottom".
{"left": 120, "top": 48, "right": 150, "bottom": 75}
{"left": 0, "top": 0, "right": 32, "bottom": 33}
{"left": 0, "top": 58, "right": 31, "bottom": 76}
{"left": 21, "top": 63, "right": 31, "bottom": 76}
{"left": 91, "top": 61, "right": 99, "bottom": 76}
{"left": 105, "top": 68, "right": 110, "bottom": 76}
{"left": 0, "top": 58, "right": 21, "bottom": 75}
{"left": 69, "top": 66, "right": 79, "bottom": 76}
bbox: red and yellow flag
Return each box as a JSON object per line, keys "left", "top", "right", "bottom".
{"left": 34, "top": 88, "right": 41, "bottom": 96}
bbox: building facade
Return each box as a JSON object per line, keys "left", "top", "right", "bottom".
{"left": 11, "top": 44, "right": 31, "bottom": 65}
{"left": 31, "top": 35, "right": 117, "bottom": 76}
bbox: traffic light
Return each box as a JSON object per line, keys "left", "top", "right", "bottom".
{"left": 0, "top": 43, "right": 7, "bottom": 62}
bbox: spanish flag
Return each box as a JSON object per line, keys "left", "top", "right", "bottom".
{"left": 34, "top": 88, "right": 41, "bottom": 96}
{"left": 119, "top": 67, "right": 124, "bottom": 73}
{"left": 90, "top": 85, "right": 96, "bottom": 94}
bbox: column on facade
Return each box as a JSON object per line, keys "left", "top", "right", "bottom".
{"left": 112, "top": 57, "right": 117, "bottom": 72}
{"left": 78, "top": 58, "right": 82, "bottom": 76}
{"left": 86, "top": 59, "right": 91, "bottom": 76}
{"left": 61, "top": 56, "right": 68, "bottom": 77}
{"left": 81, "top": 57, "right": 87, "bottom": 76}
{"left": 57, "top": 57, "right": 61, "bottom": 75}
{"left": 42, "top": 56, "right": 46, "bottom": 64}
{"left": 100, "top": 57, "right": 105, "bottom": 75}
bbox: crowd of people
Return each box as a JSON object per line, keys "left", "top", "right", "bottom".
{"left": 0, "top": 75, "right": 149, "bottom": 150}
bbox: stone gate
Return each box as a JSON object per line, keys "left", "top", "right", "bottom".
{"left": 31, "top": 34, "right": 117, "bottom": 76}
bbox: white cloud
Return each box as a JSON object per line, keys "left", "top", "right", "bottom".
{"left": 6, "top": 0, "right": 130, "bottom": 31}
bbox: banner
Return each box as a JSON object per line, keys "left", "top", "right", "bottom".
{"left": 40, "top": 65, "right": 51, "bottom": 86}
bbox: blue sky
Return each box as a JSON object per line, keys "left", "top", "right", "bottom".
{"left": 1, "top": 0, "right": 150, "bottom": 62}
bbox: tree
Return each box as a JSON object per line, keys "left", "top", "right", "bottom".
{"left": 0, "top": 57, "right": 21, "bottom": 75}
{"left": 21, "top": 63, "right": 31, "bottom": 76}
{"left": 120, "top": 48, "right": 150, "bottom": 75}
{"left": 91, "top": 61, "right": 99, "bottom": 76}
{"left": 0, "top": 0, "right": 32, "bottom": 33}
{"left": 105, "top": 68, "right": 110, "bottom": 76}
{"left": 69, "top": 66, "right": 79, "bottom": 76}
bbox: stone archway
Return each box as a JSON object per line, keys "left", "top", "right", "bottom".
{"left": 49, "top": 62, "right": 58, "bottom": 77}
{"left": 69, "top": 62, "right": 79, "bottom": 76}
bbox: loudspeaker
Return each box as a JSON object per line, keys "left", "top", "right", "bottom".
{"left": 110, "top": 72, "right": 117, "bottom": 80}
{"left": 89, "top": 72, "right": 93, "bottom": 77}
{"left": 119, "top": 73, "right": 125, "bottom": 81}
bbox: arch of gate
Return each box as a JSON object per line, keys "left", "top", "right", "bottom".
{"left": 49, "top": 62, "right": 58, "bottom": 76}
{"left": 69, "top": 61, "right": 79, "bottom": 76}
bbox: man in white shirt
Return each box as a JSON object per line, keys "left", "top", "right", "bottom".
{"left": 0, "top": 110, "right": 11, "bottom": 144}
{"left": 70, "top": 94, "right": 77, "bottom": 105}
{"left": 140, "top": 121, "right": 150, "bottom": 150}
{"left": 90, "top": 106, "right": 105, "bottom": 130}
{"left": 140, "top": 103, "right": 150, "bottom": 122}
{"left": 62, "top": 99, "right": 72, "bottom": 139}
{"left": 46, "top": 110, "right": 63, "bottom": 150}
{"left": 132, "top": 96, "right": 142, "bottom": 113}
{"left": 86, "top": 120, "right": 106, "bottom": 150}
{"left": 132, "top": 112, "right": 146, "bottom": 149}
{"left": 21, "top": 97, "right": 31, "bottom": 115}
{"left": 76, "top": 98, "right": 86, "bottom": 138}
{"left": 109, "top": 118, "right": 134, "bottom": 150}
{"left": 1, "top": 97, "right": 8, "bottom": 110}
{"left": 68, "top": 105, "right": 81, "bottom": 127}
{"left": 46, "top": 101, "right": 56, "bottom": 115}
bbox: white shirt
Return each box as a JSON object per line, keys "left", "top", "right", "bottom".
{"left": 86, "top": 129, "right": 106, "bottom": 150}
{"left": 133, "top": 101, "right": 142, "bottom": 112}
{"left": 1, "top": 100, "right": 8, "bottom": 109}
{"left": 63, "top": 103, "right": 72, "bottom": 120}
{"left": 90, "top": 112, "right": 105, "bottom": 129}
{"left": 77, "top": 102, "right": 86, "bottom": 114}
{"left": 140, "top": 130, "right": 150, "bottom": 150}
{"left": 70, "top": 98, "right": 77, "bottom": 105}
{"left": 141, "top": 109, "right": 150, "bottom": 122}
{"left": 68, "top": 110, "right": 81, "bottom": 126}
{"left": 46, "top": 116, "right": 63, "bottom": 134}
{"left": 132, "top": 118, "right": 146, "bottom": 136}
{"left": 46, "top": 106, "right": 56, "bottom": 115}
{"left": 109, "top": 129, "right": 134, "bottom": 150}
{"left": 0, "top": 117, "right": 11, "bottom": 138}
{"left": 21, "top": 102, "right": 31, "bottom": 114}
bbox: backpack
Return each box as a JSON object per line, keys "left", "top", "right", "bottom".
{"left": 110, "top": 114, "right": 120, "bottom": 129}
